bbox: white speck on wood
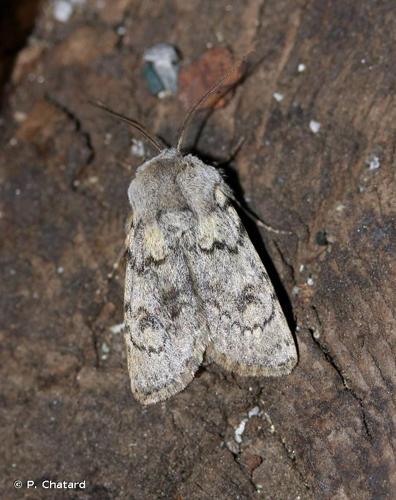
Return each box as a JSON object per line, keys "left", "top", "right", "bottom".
{"left": 248, "top": 406, "right": 261, "bottom": 418}
{"left": 309, "top": 120, "right": 321, "bottom": 134}
{"left": 131, "top": 139, "right": 145, "bottom": 158}
{"left": 234, "top": 418, "right": 247, "bottom": 443}
{"left": 367, "top": 154, "right": 380, "bottom": 171}
{"left": 53, "top": 0, "right": 73, "bottom": 22}
{"left": 110, "top": 322, "right": 125, "bottom": 334}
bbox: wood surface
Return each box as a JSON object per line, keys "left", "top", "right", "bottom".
{"left": 1, "top": 1, "right": 395, "bottom": 498}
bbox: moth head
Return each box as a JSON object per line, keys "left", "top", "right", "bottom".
{"left": 126, "top": 148, "right": 181, "bottom": 208}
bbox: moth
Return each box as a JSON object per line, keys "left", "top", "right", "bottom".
{"left": 94, "top": 74, "right": 297, "bottom": 405}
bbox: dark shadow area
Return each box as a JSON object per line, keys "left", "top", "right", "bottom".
{"left": 0, "top": 0, "right": 42, "bottom": 106}
{"left": 189, "top": 146, "right": 296, "bottom": 335}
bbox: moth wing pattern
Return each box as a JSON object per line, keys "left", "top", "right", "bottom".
{"left": 124, "top": 212, "right": 209, "bottom": 405}
{"left": 123, "top": 150, "right": 297, "bottom": 405}
{"left": 178, "top": 156, "right": 297, "bottom": 377}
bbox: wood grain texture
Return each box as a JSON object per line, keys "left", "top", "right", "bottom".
{"left": 0, "top": 0, "right": 395, "bottom": 498}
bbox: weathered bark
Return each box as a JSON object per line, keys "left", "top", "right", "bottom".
{"left": 1, "top": 1, "right": 395, "bottom": 499}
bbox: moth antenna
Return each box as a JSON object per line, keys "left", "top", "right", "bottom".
{"left": 88, "top": 100, "right": 163, "bottom": 152}
{"left": 176, "top": 60, "right": 243, "bottom": 153}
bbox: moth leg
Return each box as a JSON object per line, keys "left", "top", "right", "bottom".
{"left": 213, "top": 137, "right": 246, "bottom": 167}
{"left": 250, "top": 213, "right": 291, "bottom": 235}
{"left": 222, "top": 136, "right": 245, "bottom": 165}
{"left": 213, "top": 139, "right": 291, "bottom": 235}
{"left": 231, "top": 198, "right": 292, "bottom": 235}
